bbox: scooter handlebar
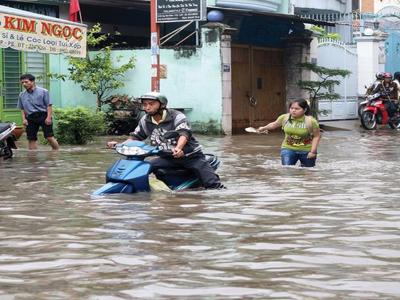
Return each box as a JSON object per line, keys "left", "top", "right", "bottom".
{"left": 157, "top": 149, "right": 174, "bottom": 158}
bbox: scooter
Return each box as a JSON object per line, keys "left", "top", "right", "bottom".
{"left": 360, "top": 92, "right": 400, "bottom": 130}
{"left": 0, "top": 122, "right": 17, "bottom": 160}
{"left": 92, "top": 134, "right": 220, "bottom": 195}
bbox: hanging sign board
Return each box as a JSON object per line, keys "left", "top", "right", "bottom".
{"left": 156, "top": 0, "right": 206, "bottom": 23}
{"left": 0, "top": 5, "right": 87, "bottom": 57}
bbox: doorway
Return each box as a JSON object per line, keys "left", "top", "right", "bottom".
{"left": 231, "top": 45, "right": 286, "bottom": 133}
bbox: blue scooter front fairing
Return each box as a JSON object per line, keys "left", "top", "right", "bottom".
{"left": 93, "top": 141, "right": 155, "bottom": 195}
{"left": 92, "top": 140, "right": 220, "bottom": 196}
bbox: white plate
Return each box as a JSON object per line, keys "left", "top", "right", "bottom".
{"left": 245, "top": 127, "right": 258, "bottom": 133}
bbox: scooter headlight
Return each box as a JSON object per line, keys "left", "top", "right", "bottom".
{"left": 116, "top": 145, "right": 148, "bottom": 156}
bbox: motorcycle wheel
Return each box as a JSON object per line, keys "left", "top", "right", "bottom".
{"left": 361, "top": 111, "right": 377, "bottom": 130}
{"left": 389, "top": 118, "right": 400, "bottom": 129}
{"left": 358, "top": 104, "right": 366, "bottom": 117}
{"left": 4, "top": 146, "right": 13, "bottom": 159}
{"left": 0, "top": 146, "right": 13, "bottom": 160}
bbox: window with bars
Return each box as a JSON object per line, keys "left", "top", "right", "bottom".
{"left": 1, "top": 49, "right": 48, "bottom": 109}
{"left": 25, "top": 52, "right": 48, "bottom": 89}
{"left": 2, "top": 49, "right": 22, "bottom": 109}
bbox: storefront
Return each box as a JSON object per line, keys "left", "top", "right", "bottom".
{"left": 0, "top": 3, "right": 86, "bottom": 124}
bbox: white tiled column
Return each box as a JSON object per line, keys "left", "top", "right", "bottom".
{"left": 221, "top": 34, "right": 232, "bottom": 135}
{"left": 355, "top": 34, "right": 388, "bottom": 95}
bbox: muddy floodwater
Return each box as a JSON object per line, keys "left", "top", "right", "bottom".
{"left": 1, "top": 121, "right": 400, "bottom": 299}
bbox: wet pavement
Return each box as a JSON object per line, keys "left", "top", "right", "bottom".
{"left": 1, "top": 120, "right": 400, "bottom": 299}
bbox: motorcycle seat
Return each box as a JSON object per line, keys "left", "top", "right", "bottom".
{"left": 0, "top": 123, "right": 11, "bottom": 134}
{"left": 154, "top": 154, "right": 218, "bottom": 178}
{"left": 155, "top": 168, "right": 193, "bottom": 178}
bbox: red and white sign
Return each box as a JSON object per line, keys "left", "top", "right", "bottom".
{"left": 0, "top": 10, "right": 87, "bottom": 57}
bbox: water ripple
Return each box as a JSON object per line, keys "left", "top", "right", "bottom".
{"left": 1, "top": 129, "right": 400, "bottom": 298}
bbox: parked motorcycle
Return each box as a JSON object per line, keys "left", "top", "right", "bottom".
{"left": 360, "top": 93, "right": 400, "bottom": 130}
{"left": 92, "top": 133, "right": 220, "bottom": 195}
{"left": 358, "top": 97, "right": 369, "bottom": 117}
{"left": 0, "top": 122, "right": 17, "bottom": 160}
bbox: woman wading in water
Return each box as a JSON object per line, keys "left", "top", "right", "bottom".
{"left": 257, "top": 99, "right": 321, "bottom": 167}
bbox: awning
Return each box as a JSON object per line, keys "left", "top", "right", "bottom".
{"left": 209, "top": 6, "right": 335, "bottom": 27}
{"left": 0, "top": 5, "right": 87, "bottom": 58}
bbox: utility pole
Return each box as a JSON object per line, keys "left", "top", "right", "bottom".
{"left": 150, "top": 0, "right": 160, "bottom": 92}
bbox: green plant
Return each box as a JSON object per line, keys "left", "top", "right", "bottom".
{"left": 69, "top": 24, "right": 135, "bottom": 111}
{"left": 297, "top": 63, "right": 351, "bottom": 119}
{"left": 53, "top": 107, "right": 106, "bottom": 145}
{"left": 104, "top": 94, "right": 141, "bottom": 135}
{"left": 42, "top": 24, "right": 135, "bottom": 111}
{"left": 191, "top": 119, "right": 223, "bottom": 135}
{"left": 310, "top": 25, "right": 341, "bottom": 40}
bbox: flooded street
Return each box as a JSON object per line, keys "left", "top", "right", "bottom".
{"left": 1, "top": 121, "right": 400, "bottom": 299}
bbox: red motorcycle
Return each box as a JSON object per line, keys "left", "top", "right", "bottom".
{"left": 360, "top": 92, "right": 400, "bottom": 130}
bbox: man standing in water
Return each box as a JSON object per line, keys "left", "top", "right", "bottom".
{"left": 17, "top": 74, "right": 59, "bottom": 150}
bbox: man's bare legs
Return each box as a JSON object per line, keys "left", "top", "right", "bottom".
{"left": 28, "top": 137, "right": 59, "bottom": 150}
{"left": 47, "top": 137, "right": 59, "bottom": 150}
{"left": 28, "top": 140, "right": 38, "bottom": 150}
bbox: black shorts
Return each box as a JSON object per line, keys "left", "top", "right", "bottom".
{"left": 26, "top": 112, "right": 54, "bottom": 141}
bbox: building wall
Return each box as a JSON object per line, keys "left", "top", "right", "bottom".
{"left": 292, "top": 0, "right": 350, "bottom": 13}
{"left": 361, "top": 0, "right": 374, "bottom": 12}
{"left": 213, "top": 0, "right": 290, "bottom": 14}
{"left": 374, "top": 0, "right": 400, "bottom": 13}
{"left": 284, "top": 40, "right": 311, "bottom": 105}
{"left": 356, "top": 36, "right": 386, "bottom": 94}
{"left": 48, "top": 31, "right": 224, "bottom": 134}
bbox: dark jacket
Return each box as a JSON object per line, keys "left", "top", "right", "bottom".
{"left": 131, "top": 109, "right": 202, "bottom": 156}
{"left": 366, "top": 80, "right": 381, "bottom": 95}
{"left": 372, "top": 82, "right": 399, "bottom": 100}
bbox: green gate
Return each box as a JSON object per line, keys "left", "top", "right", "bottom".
{"left": 0, "top": 49, "right": 49, "bottom": 124}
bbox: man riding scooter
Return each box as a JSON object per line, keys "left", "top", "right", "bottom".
{"left": 107, "top": 92, "right": 224, "bottom": 189}
{"left": 371, "top": 72, "right": 399, "bottom": 120}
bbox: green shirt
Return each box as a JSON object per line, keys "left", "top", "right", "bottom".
{"left": 277, "top": 114, "right": 319, "bottom": 151}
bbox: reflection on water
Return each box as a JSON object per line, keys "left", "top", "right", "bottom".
{"left": 1, "top": 123, "right": 400, "bottom": 299}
